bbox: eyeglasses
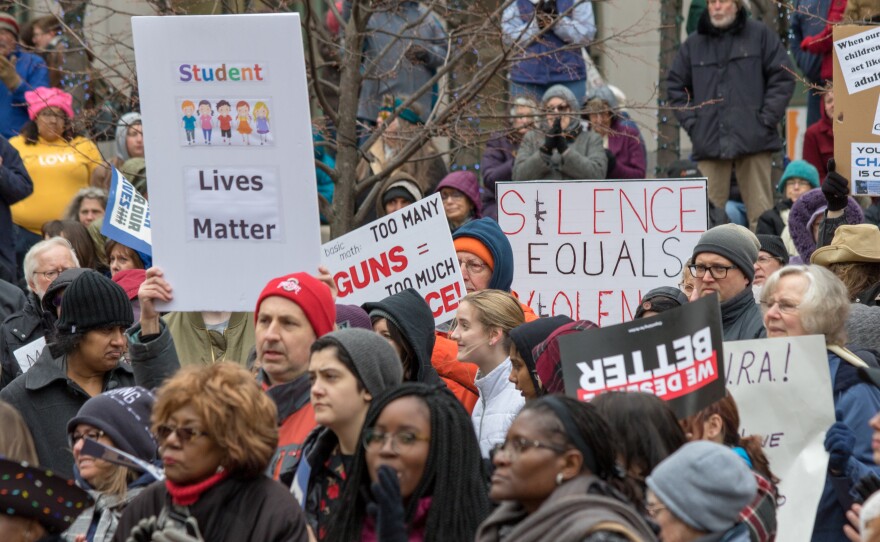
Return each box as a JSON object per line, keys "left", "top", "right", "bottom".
{"left": 646, "top": 501, "right": 667, "bottom": 517}
{"left": 678, "top": 282, "right": 695, "bottom": 295}
{"left": 363, "top": 428, "right": 430, "bottom": 452}
{"left": 69, "top": 429, "right": 105, "bottom": 448}
{"left": 154, "top": 424, "right": 210, "bottom": 446}
{"left": 785, "top": 179, "right": 812, "bottom": 188}
{"left": 33, "top": 267, "right": 71, "bottom": 281}
{"left": 756, "top": 255, "right": 782, "bottom": 266}
{"left": 759, "top": 299, "right": 801, "bottom": 314}
{"left": 490, "top": 437, "right": 566, "bottom": 460}
{"left": 440, "top": 190, "right": 466, "bottom": 201}
{"left": 458, "top": 259, "right": 489, "bottom": 275}
{"left": 688, "top": 264, "right": 737, "bottom": 280}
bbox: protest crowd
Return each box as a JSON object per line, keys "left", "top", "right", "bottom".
{"left": 5, "top": 0, "right": 880, "bottom": 541}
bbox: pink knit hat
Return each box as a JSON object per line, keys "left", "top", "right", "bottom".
{"left": 25, "top": 87, "right": 74, "bottom": 120}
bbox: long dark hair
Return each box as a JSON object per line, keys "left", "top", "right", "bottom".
{"left": 20, "top": 118, "right": 75, "bottom": 144}
{"left": 523, "top": 395, "right": 643, "bottom": 505}
{"left": 41, "top": 220, "right": 99, "bottom": 271}
{"left": 326, "top": 383, "right": 490, "bottom": 541}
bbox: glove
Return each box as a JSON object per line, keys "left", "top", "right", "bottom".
{"left": 0, "top": 55, "right": 21, "bottom": 92}
{"left": 825, "top": 419, "right": 856, "bottom": 474}
{"left": 404, "top": 45, "right": 430, "bottom": 64}
{"left": 855, "top": 473, "right": 880, "bottom": 504}
{"left": 126, "top": 516, "right": 159, "bottom": 542}
{"left": 823, "top": 158, "right": 850, "bottom": 212}
{"left": 604, "top": 149, "right": 617, "bottom": 176}
{"left": 541, "top": 118, "right": 562, "bottom": 155}
{"left": 153, "top": 529, "right": 204, "bottom": 542}
{"left": 366, "top": 465, "right": 408, "bottom": 542}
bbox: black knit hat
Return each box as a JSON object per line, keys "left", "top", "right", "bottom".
{"left": 757, "top": 234, "right": 789, "bottom": 265}
{"left": 57, "top": 271, "right": 134, "bottom": 334}
{"left": 67, "top": 387, "right": 157, "bottom": 462}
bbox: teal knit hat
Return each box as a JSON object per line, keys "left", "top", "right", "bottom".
{"left": 777, "top": 160, "right": 819, "bottom": 193}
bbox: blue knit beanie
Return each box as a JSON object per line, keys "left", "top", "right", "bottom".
{"left": 777, "top": 160, "right": 819, "bottom": 193}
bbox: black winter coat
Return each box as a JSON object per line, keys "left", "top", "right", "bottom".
{"left": 756, "top": 199, "right": 793, "bottom": 236}
{"left": 667, "top": 9, "right": 795, "bottom": 160}
{"left": 0, "top": 292, "right": 53, "bottom": 390}
{"left": 0, "top": 136, "right": 33, "bottom": 282}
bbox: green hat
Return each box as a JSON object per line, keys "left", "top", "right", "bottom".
{"left": 777, "top": 160, "right": 819, "bottom": 194}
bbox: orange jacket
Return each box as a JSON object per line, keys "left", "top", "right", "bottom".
{"left": 431, "top": 334, "right": 479, "bottom": 413}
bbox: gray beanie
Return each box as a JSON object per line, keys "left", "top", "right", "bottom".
{"left": 756, "top": 234, "right": 789, "bottom": 265}
{"left": 321, "top": 328, "right": 403, "bottom": 397}
{"left": 646, "top": 441, "right": 757, "bottom": 533}
{"left": 692, "top": 224, "right": 760, "bottom": 284}
{"left": 542, "top": 84, "right": 579, "bottom": 113}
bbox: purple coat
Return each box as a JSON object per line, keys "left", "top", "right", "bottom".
{"left": 604, "top": 118, "right": 647, "bottom": 179}
{"left": 788, "top": 188, "right": 863, "bottom": 262}
{"left": 480, "top": 132, "right": 520, "bottom": 220}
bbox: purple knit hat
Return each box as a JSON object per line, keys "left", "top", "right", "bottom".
{"left": 436, "top": 171, "right": 482, "bottom": 218}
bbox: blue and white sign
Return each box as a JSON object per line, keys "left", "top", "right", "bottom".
{"left": 101, "top": 167, "right": 152, "bottom": 256}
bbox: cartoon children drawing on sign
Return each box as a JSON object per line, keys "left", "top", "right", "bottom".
{"left": 217, "top": 99, "right": 233, "bottom": 145}
{"left": 198, "top": 99, "right": 214, "bottom": 145}
{"left": 181, "top": 100, "right": 196, "bottom": 145}
{"left": 254, "top": 101, "right": 270, "bottom": 145}
{"left": 236, "top": 100, "right": 252, "bottom": 145}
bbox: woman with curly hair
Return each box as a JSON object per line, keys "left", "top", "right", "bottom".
{"left": 112, "top": 363, "right": 309, "bottom": 542}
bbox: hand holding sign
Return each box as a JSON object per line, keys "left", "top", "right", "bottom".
{"left": 139, "top": 267, "right": 173, "bottom": 336}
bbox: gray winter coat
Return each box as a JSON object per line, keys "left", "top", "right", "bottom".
{"left": 513, "top": 127, "right": 607, "bottom": 181}
{"left": 721, "top": 288, "right": 766, "bottom": 341}
{"left": 0, "top": 322, "right": 179, "bottom": 478}
{"left": 667, "top": 8, "right": 794, "bottom": 161}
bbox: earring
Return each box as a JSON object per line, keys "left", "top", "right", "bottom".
{"left": 555, "top": 472, "right": 564, "bottom": 486}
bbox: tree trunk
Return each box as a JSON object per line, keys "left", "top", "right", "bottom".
{"left": 656, "top": 0, "right": 682, "bottom": 174}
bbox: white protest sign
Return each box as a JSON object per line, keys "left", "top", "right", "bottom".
{"left": 497, "top": 179, "right": 708, "bottom": 325}
{"left": 81, "top": 438, "right": 164, "bottom": 481}
{"left": 13, "top": 336, "right": 46, "bottom": 374}
{"left": 321, "top": 193, "right": 466, "bottom": 325}
{"left": 133, "top": 14, "right": 321, "bottom": 311}
{"left": 851, "top": 142, "right": 880, "bottom": 196}
{"left": 724, "top": 335, "right": 834, "bottom": 542}
{"left": 834, "top": 26, "right": 880, "bottom": 95}
{"left": 102, "top": 168, "right": 151, "bottom": 255}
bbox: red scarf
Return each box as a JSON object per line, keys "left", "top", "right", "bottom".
{"left": 165, "top": 469, "right": 229, "bottom": 506}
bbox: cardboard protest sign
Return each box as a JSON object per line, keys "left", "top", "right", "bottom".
{"left": 497, "top": 179, "right": 707, "bottom": 325}
{"left": 834, "top": 25, "right": 880, "bottom": 195}
{"left": 102, "top": 168, "right": 151, "bottom": 256}
{"left": 724, "top": 335, "right": 833, "bottom": 542}
{"left": 133, "top": 14, "right": 321, "bottom": 311}
{"left": 321, "top": 194, "right": 466, "bottom": 325}
{"left": 558, "top": 294, "right": 724, "bottom": 418}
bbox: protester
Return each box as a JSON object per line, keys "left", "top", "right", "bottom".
{"left": 112, "top": 364, "right": 309, "bottom": 541}
{"left": 314, "top": 131, "right": 335, "bottom": 224}
{"left": 646, "top": 441, "right": 758, "bottom": 542}
{"left": 163, "top": 310, "right": 255, "bottom": 367}
{"left": 789, "top": 187, "right": 863, "bottom": 264}
{"left": 64, "top": 387, "right": 159, "bottom": 542}
{"left": 480, "top": 97, "right": 538, "bottom": 220}
{"left": 592, "top": 392, "right": 687, "bottom": 503}
{"left": 633, "top": 286, "right": 689, "bottom": 319}
{"left": 582, "top": 85, "right": 647, "bottom": 179}
{"left": 802, "top": 88, "right": 834, "bottom": 180}
{"left": 113, "top": 112, "right": 142, "bottom": 168}
{"left": 679, "top": 259, "right": 697, "bottom": 300}
{"left": 451, "top": 289, "right": 525, "bottom": 457}
{"left": 477, "top": 394, "right": 655, "bottom": 541}
{"left": 0, "top": 398, "right": 38, "bottom": 462}
{"left": 0, "top": 13, "right": 50, "bottom": 139}
{"left": 790, "top": 0, "right": 833, "bottom": 126}
{"left": 812, "top": 225, "right": 880, "bottom": 305}
{"left": 530, "top": 320, "right": 598, "bottom": 395}
{"left": 0, "top": 270, "right": 178, "bottom": 477}
{"left": 760, "top": 265, "right": 880, "bottom": 540}
{"left": 111, "top": 268, "right": 145, "bottom": 323}
{"left": 10, "top": 87, "right": 104, "bottom": 263}
{"left": 667, "top": 0, "right": 794, "bottom": 230}
{"left": 0, "top": 134, "right": 33, "bottom": 283}
{"left": 500, "top": 0, "right": 596, "bottom": 102}
{"left": 363, "top": 288, "right": 479, "bottom": 411}
{"left": 42, "top": 220, "right": 102, "bottom": 273}
{"left": 64, "top": 187, "right": 107, "bottom": 228}
{"left": 0, "top": 457, "right": 92, "bottom": 542}
{"left": 436, "top": 170, "right": 481, "bottom": 232}
{"left": 375, "top": 171, "right": 423, "bottom": 219}
{"left": 682, "top": 395, "right": 780, "bottom": 542}
{"left": 452, "top": 217, "right": 538, "bottom": 321}
{"left": 0, "top": 238, "right": 80, "bottom": 390}
{"left": 335, "top": 304, "right": 371, "bottom": 330}
{"left": 507, "top": 315, "right": 573, "bottom": 400}
{"left": 326, "top": 382, "right": 490, "bottom": 541}
{"left": 753, "top": 234, "right": 788, "bottom": 289}
{"left": 756, "top": 160, "right": 819, "bottom": 250}
{"left": 291, "top": 329, "right": 403, "bottom": 539}
{"left": 104, "top": 240, "right": 147, "bottom": 278}
{"left": 690, "top": 224, "right": 766, "bottom": 339}
{"left": 800, "top": 1, "right": 845, "bottom": 89}
{"left": 513, "top": 85, "right": 607, "bottom": 181}
{"left": 39, "top": 268, "right": 89, "bottom": 322}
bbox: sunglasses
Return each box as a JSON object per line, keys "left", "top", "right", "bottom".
{"left": 154, "top": 424, "right": 210, "bottom": 446}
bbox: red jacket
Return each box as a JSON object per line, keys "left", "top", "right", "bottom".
{"left": 800, "top": 0, "right": 847, "bottom": 81}
{"left": 803, "top": 104, "right": 834, "bottom": 181}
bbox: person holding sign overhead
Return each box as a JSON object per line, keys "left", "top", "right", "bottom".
{"left": 760, "top": 264, "right": 880, "bottom": 541}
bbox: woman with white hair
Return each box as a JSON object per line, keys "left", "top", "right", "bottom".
{"left": 760, "top": 264, "right": 880, "bottom": 541}
{"left": 512, "top": 85, "right": 607, "bottom": 181}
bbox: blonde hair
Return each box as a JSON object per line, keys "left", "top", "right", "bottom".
{"left": 0, "top": 401, "right": 38, "bottom": 464}
{"left": 458, "top": 289, "right": 525, "bottom": 348}
{"left": 152, "top": 363, "right": 278, "bottom": 478}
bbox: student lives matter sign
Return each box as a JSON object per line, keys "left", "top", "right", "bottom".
{"left": 725, "top": 336, "right": 833, "bottom": 542}
{"left": 321, "top": 194, "right": 467, "bottom": 325}
{"left": 132, "top": 14, "right": 321, "bottom": 311}
{"left": 557, "top": 294, "right": 724, "bottom": 418}
{"left": 497, "top": 179, "right": 707, "bottom": 325}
